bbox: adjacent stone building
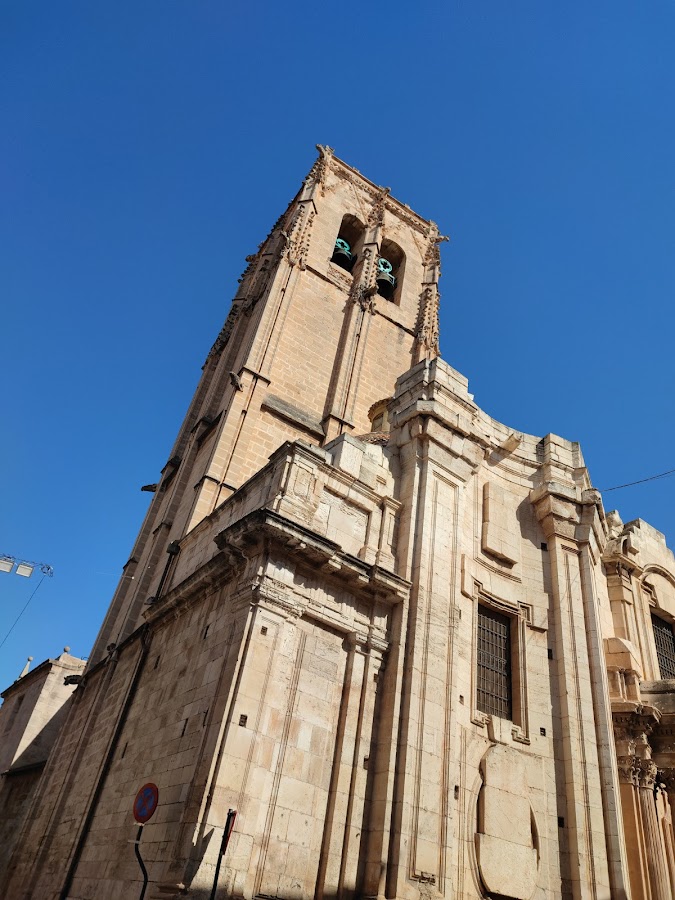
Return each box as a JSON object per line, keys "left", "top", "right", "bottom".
{"left": 3, "top": 147, "right": 675, "bottom": 899}
{"left": 0, "top": 650, "right": 85, "bottom": 878}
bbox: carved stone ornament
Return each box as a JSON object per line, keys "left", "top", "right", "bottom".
{"left": 613, "top": 709, "right": 658, "bottom": 746}
{"left": 241, "top": 257, "right": 274, "bottom": 315}
{"left": 284, "top": 204, "right": 315, "bottom": 268}
{"left": 238, "top": 251, "right": 259, "bottom": 286}
{"left": 652, "top": 724, "right": 675, "bottom": 758}
{"left": 206, "top": 304, "right": 241, "bottom": 362}
{"left": 367, "top": 187, "right": 390, "bottom": 229}
{"left": 351, "top": 282, "right": 377, "bottom": 313}
{"left": 358, "top": 245, "right": 377, "bottom": 290}
{"left": 423, "top": 221, "right": 449, "bottom": 271}
{"left": 253, "top": 574, "right": 304, "bottom": 619}
{"left": 658, "top": 767, "right": 675, "bottom": 794}
{"left": 414, "top": 285, "right": 440, "bottom": 358}
{"left": 305, "top": 144, "right": 334, "bottom": 194}
{"left": 617, "top": 755, "right": 641, "bottom": 786}
{"left": 349, "top": 245, "right": 377, "bottom": 312}
{"left": 637, "top": 757, "right": 659, "bottom": 790}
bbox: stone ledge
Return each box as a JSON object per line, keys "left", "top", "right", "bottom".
{"left": 216, "top": 508, "right": 410, "bottom": 604}
{"left": 145, "top": 505, "right": 410, "bottom": 627}
{"left": 261, "top": 394, "right": 325, "bottom": 439}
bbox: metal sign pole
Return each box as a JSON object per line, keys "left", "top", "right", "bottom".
{"left": 133, "top": 824, "right": 149, "bottom": 900}
{"left": 209, "top": 809, "right": 237, "bottom": 900}
{"left": 131, "top": 782, "right": 158, "bottom": 900}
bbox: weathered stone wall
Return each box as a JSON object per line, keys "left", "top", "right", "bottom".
{"left": 2, "top": 435, "right": 407, "bottom": 900}
{"left": 0, "top": 767, "right": 43, "bottom": 877}
{"left": 380, "top": 358, "right": 628, "bottom": 900}
{"left": 3, "top": 643, "right": 142, "bottom": 899}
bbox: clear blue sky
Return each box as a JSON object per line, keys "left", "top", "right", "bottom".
{"left": 1, "top": 2, "right": 674, "bottom": 689}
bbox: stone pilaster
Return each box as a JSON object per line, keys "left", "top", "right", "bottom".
{"left": 531, "top": 445, "right": 629, "bottom": 900}
{"left": 385, "top": 360, "right": 481, "bottom": 900}
{"left": 321, "top": 189, "right": 386, "bottom": 441}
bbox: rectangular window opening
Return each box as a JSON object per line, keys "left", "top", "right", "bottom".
{"left": 476, "top": 605, "right": 512, "bottom": 720}
{"left": 652, "top": 614, "right": 675, "bottom": 679}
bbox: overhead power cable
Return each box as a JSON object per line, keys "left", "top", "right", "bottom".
{"left": 599, "top": 467, "right": 675, "bottom": 493}
{"left": 0, "top": 573, "right": 48, "bottom": 652}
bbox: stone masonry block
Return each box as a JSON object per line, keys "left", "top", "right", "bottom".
{"left": 479, "top": 785, "right": 532, "bottom": 847}
{"left": 482, "top": 480, "right": 521, "bottom": 566}
{"left": 476, "top": 833, "right": 538, "bottom": 900}
{"left": 328, "top": 434, "right": 365, "bottom": 478}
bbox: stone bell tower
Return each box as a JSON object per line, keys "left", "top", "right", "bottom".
{"left": 5, "top": 147, "right": 654, "bottom": 900}
{"left": 89, "top": 145, "right": 446, "bottom": 664}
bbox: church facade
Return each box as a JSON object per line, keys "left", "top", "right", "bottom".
{"left": 3, "top": 147, "right": 675, "bottom": 900}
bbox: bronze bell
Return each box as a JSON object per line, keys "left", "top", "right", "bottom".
{"left": 331, "top": 237, "right": 355, "bottom": 271}
{"left": 376, "top": 257, "right": 396, "bottom": 299}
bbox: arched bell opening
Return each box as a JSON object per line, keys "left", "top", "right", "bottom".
{"left": 330, "top": 214, "right": 364, "bottom": 273}
{"left": 376, "top": 239, "right": 405, "bottom": 303}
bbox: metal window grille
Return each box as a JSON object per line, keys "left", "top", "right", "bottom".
{"left": 476, "top": 605, "right": 512, "bottom": 719}
{"left": 652, "top": 614, "right": 675, "bottom": 679}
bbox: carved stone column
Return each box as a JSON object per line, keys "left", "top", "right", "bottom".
{"left": 655, "top": 771, "right": 675, "bottom": 898}
{"left": 650, "top": 721, "right": 675, "bottom": 898}
{"left": 613, "top": 708, "right": 670, "bottom": 900}
{"left": 616, "top": 750, "right": 649, "bottom": 900}
{"left": 637, "top": 759, "right": 671, "bottom": 900}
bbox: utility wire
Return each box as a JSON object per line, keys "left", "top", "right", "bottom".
{"left": 0, "top": 573, "right": 48, "bottom": 652}
{"left": 0, "top": 466, "right": 670, "bottom": 651}
{"left": 600, "top": 467, "right": 675, "bottom": 493}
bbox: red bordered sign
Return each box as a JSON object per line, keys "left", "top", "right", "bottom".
{"left": 133, "top": 783, "right": 159, "bottom": 824}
